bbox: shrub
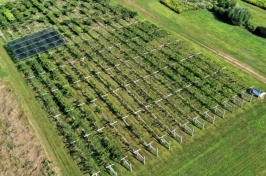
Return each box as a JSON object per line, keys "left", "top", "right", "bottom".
{"left": 216, "top": 0, "right": 237, "bottom": 8}
{"left": 4, "top": 9, "right": 15, "bottom": 21}
{"left": 254, "top": 26, "right": 266, "bottom": 38}
{"left": 242, "top": 0, "right": 266, "bottom": 10}
{"left": 227, "top": 7, "right": 252, "bottom": 26}
{"left": 213, "top": 0, "right": 237, "bottom": 20}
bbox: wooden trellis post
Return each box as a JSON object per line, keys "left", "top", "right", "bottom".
{"left": 91, "top": 171, "right": 100, "bottom": 176}
{"left": 53, "top": 114, "right": 61, "bottom": 121}
{"left": 113, "top": 88, "right": 122, "bottom": 100}
{"left": 146, "top": 141, "right": 158, "bottom": 156}
{"left": 241, "top": 91, "right": 253, "bottom": 102}
{"left": 171, "top": 129, "right": 183, "bottom": 143}
{"left": 214, "top": 105, "right": 225, "bottom": 118}
{"left": 109, "top": 121, "right": 117, "bottom": 127}
{"left": 90, "top": 98, "right": 97, "bottom": 106}
{"left": 106, "top": 164, "right": 118, "bottom": 176}
{"left": 96, "top": 127, "right": 105, "bottom": 133}
{"left": 133, "top": 149, "right": 145, "bottom": 164}
{"left": 223, "top": 100, "right": 235, "bottom": 112}
{"left": 121, "top": 156, "right": 132, "bottom": 172}
{"left": 66, "top": 108, "right": 74, "bottom": 113}
{"left": 233, "top": 95, "right": 244, "bottom": 108}
{"left": 159, "top": 134, "right": 171, "bottom": 150}
{"left": 181, "top": 122, "right": 194, "bottom": 136}
{"left": 122, "top": 115, "right": 130, "bottom": 125}
{"left": 83, "top": 133, "right": 92, "bottom": 138}
{"left": 192, "top": 116, "right": 205, "bottom": 129}
{"left": 203, "top": 111, "right": 215, "bottom": 124}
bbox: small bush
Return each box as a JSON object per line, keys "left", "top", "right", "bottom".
{"left": 4, "top": 9, "right": 15, "bottom": 21}
{"left": 213, "top": 0, "right": 237, "bottom": 20}
{"left": 227, "top": 7, "right": 252, "bottom": 26}
{"left": 216, "top": 0, "right": 237, "bottom": 8}
{"left": 254, "top": 26, "right": 266, "bottom": 38}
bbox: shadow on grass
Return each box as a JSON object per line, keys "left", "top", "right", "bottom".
{"left": 207, "top": 8, "right": 265, "bottom": 39}
{"left": 207, "top": 9, "right": 230, "bottom": 25}
{"left": 3, "top": 44, "right": 19, "bottom": 64}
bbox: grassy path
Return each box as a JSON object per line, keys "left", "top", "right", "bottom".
{"left": 0, "top": 46, "right": 82, "bottom": 176}
{"left": 0, "top": 0, "right": 13, "bottom": 4}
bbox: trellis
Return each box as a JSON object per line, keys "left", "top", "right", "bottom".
{"left": 146, "top": 141, "right": 159, "bottom": 156}
{"left": 233, "top": 95, "right": 244, "bottom": 108}
{"left": 133, "top": 149, "right": 145, "bottom": 164}
{"left": 159, "top": 134, "right": 171, "bottom": 150}
{"left": 91, "top": 171, "right": 100, "bottom": 176}
{"left": 106, "top": 164, "right": 118, "bottom": 176}
{"left": 223, "top": 100, "right": 235, "bottom": 112}
{"left": 121, "top": 156, "right": 132, "bottom": 172}
{"left": 5, "top": 1, "right": 253, "bottom": 174}
{"left": 181, "top": 122, "right": 195, "bottom": 136}
{"left": 192, "top": 116, "right": 205, "bottom": 129}
{"left": 203, "top": 111, "right": 215, "bottom": 124}
{"left": 171, "top": 129, "right": 183, "bottom": 143}
{"left": 214, "top": 105, "right": 225, "bottom": 118}
{"left": 241, "top": 91, "right": 253, "bottom": 102}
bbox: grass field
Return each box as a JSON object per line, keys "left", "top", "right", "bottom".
{"left": 0, "top": 0, "right": 13, "bottom": 4}
{"left": 111, "top": 0, "right": 266, "bottom": 79}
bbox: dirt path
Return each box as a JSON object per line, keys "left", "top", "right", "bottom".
{"left": 121, "top": 0, "right": 266, "bottom": 84}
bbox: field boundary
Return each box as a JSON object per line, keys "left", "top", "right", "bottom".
{"left": 0, "top": 46, "right": 82, "bottom": 176}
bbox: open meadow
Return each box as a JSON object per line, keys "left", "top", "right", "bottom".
{"left": 0, "top": 0, "right": 265, "bottom": 175}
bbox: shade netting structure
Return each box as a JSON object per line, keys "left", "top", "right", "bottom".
{"left": 8, "top": 27, "right": 67, "bottom": 60}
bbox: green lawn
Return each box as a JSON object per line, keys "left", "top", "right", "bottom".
{"left": 0, "top": 0, "right": 12, "bottom": 4}
{"left": 112, "top": 0, "right": 266, "bottom": 79}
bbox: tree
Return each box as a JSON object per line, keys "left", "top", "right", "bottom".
{"left": 213, "top": 0, "right": 237, "bottom": 18}
{"left": 216, "top": 0, "right": 237, "bottom": 8}
{"left": 227, "top": 7, "right": 252, "bottom": 26}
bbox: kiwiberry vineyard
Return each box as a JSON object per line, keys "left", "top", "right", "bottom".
{"left": 0, "top": 0, "right": 254, "bottom": 175}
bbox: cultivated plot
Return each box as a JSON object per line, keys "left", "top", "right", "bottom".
{"left": 0, "top": 0, "right": 255, "bottom": 175}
